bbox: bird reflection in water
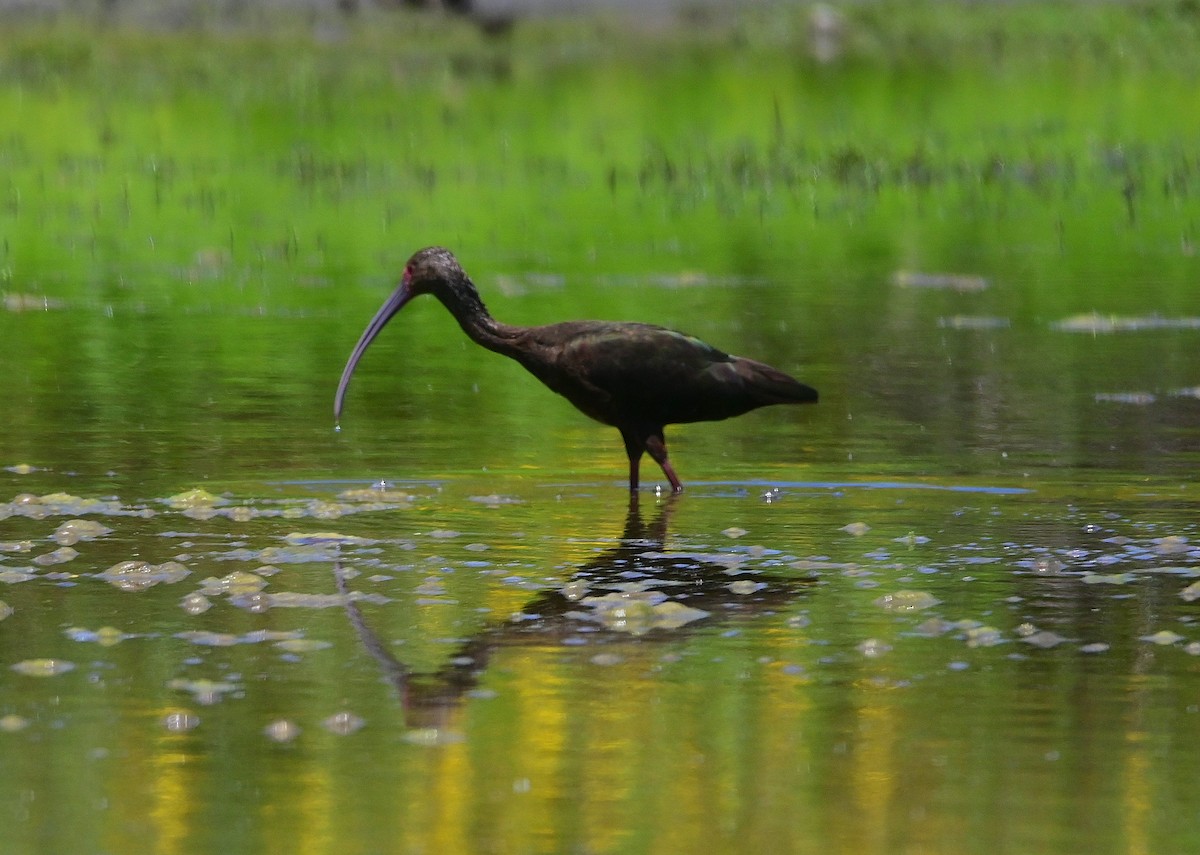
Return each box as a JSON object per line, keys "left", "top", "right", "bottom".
{"left": 334, "top": 495, "right": 816, "bottom": 730}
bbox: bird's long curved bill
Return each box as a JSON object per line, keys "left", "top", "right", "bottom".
{"left": 334, "top": 284, "right": 413, "bottom": 424}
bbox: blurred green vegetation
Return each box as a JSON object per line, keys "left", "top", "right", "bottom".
{"left": 0, "top": 0, "right": 1197, "bottom": 302}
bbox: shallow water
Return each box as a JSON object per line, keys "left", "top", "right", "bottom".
{"left": 3, "top": 475, "right": 1200, "bottom": 854}
{"left": 3, "top": 10, "right": 1200, "bottom": 855}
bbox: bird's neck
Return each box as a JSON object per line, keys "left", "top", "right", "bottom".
{"left": 436, "top": 280, "right": 526, "bottom": 358}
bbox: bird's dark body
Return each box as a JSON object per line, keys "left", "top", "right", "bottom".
{"left": 335, "top": 247, "right": 817, "bottom": 492}
{"left": 513, "top": 321, "right": 809, "bottom": 427}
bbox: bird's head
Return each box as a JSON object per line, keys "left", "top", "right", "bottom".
{"left": 334, "top": 247, "right": 476, "bottom": 425}
{"left": 401, "top": 246, "right": 468, "bottom": 300}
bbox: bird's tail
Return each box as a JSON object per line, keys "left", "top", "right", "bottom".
{"left": 739, "top": 359, "right": 818, "bottom": 404}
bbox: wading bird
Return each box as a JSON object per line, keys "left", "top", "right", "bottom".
{"left": 334, "top": 247, "right": 818, "bottom": 492}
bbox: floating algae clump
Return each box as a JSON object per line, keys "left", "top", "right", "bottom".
{"left": 197, "top": 570, "right": 269, "bottom": 597}
{"left": 98, "top": 560, "right": 190, "bottom": 591}
{"left": 575, "top": 591, "right": 709, "bottom": 635}
{"left": 53, "top": 519, "right": 112, "bottom": 545}
{"left": 11, "top": 659, "right": 75, "bottom": 677}
{"left": 165, "top": 488, "right": 226, "bottom": 510}
{"left": 34, "top": 547, "right": 78, "bottom": 566}
{"left": 64, "top": 626, "right": 131, "bottom": 646}
{"left": 873, "top": 590, "right": 941, "bottom": 612}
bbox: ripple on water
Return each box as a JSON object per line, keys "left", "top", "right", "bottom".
{"left": 1052, "top": 313, "right": 1200, "bottom": 333}
{"left": 263, "top": 720, "right": 301, "bottom": 743}
{"left": 168, "top": 677, "right": 240, "bottom": 705}
{"left": 162, "top": 711, "right": 201, "bottom": 733}
{"left": 322, "top": 711, "right": 366, "bottom": 735}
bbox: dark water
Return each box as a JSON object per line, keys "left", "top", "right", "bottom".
{"left": 3, "top": 13, "right": 1200, "bottom": 855}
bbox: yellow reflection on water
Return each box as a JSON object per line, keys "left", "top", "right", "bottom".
{"left": 147, "top": 745, "right": 193, "bottom": 855}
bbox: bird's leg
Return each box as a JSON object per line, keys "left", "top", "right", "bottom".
{"left": 619, "top": 428, "right": 644, "bottom": 492}
{"left": 643, "top": 432, "right": 683, "bottom": 493}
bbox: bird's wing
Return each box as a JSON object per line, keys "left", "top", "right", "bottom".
{"left": 558, "top": 322, "right": 721, "bottom": 383}
{"left": 541, "top": 322, "right": 807, "bottom": 425}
